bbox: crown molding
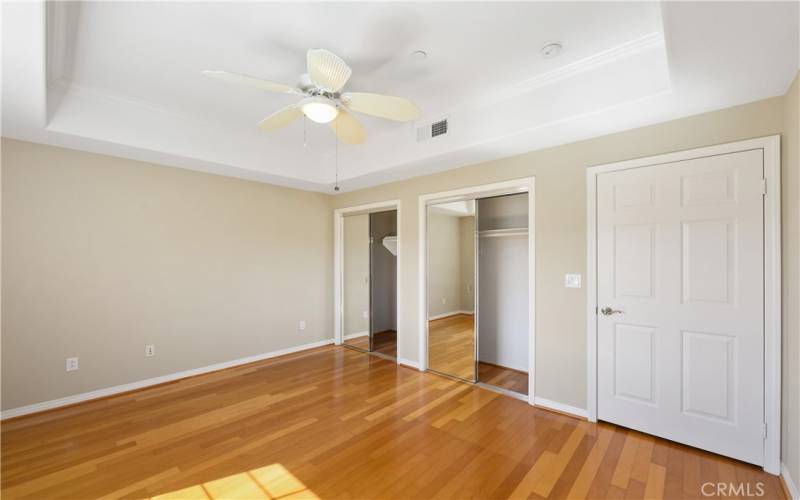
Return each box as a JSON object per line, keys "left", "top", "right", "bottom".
{"left": 441, "top": 32, "right": 666, "bottom": 116}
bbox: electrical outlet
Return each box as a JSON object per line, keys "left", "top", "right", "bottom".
{"left": 298, "top": 320, "right": 306, "bottom": 331}
{"left": 565, "top": 274, "right": 582, "bottom": 288}
{"left": 441, "top": 297, "right": 447, "bottom": 305}
{"left": 362, "top": 310, "right": 369, "bottom": 319}
{"left": 145, "top": 344, "right": 155, "bottom": 357}
{"left": 66, "top": 357, "right": 79, "bottom": 372}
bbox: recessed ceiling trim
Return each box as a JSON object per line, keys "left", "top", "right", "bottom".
{"left": 465, "top": 32, "right": 666, "bottom": 113}
{"left": 4, "top": 1, "right": 798, "bottom": 194}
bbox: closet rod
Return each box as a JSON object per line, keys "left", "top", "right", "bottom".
{"left": 477, "top": 228, "right": 528, "bottom": 238}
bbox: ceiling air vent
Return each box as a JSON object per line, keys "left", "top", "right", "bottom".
{"left": 431, "top": 119, "right": 448, "bottom": 137}
{"left": 417, "top": 117, "right": 449, "bottom": 142}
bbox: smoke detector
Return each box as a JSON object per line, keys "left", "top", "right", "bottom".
{"left": 540, "top": 42, "right": 563, "bottom": 59}
{"left": 410, "top": 50, "right": 428, "bottom": 60}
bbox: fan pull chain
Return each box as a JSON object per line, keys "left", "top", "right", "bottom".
{"left": 334, "top": 118, "right": 340, "bottom": 191}
{"left": 303, "top": 116, "right": 307, "bottom": 148}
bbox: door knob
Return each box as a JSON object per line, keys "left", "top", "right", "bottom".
{"left": 600, "top": 307, "right": 624, "bottom": 316}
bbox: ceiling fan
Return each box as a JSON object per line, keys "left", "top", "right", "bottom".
{"left": 203, "top": 49, "right": 421, "bottom": 145}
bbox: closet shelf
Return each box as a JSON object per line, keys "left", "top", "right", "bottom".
{"left": 477, "top": 228, "right": 528, "bottom": 237}
{"left": 382, "top": 236, "right": 398, "bottom": 255}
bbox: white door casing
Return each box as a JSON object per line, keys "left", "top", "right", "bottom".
{"left": 596, "top": 149, "right": 766, "bottom": 466}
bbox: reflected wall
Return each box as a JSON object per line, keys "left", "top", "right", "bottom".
{"left": 426, "top": 201, "right": 476, "bottom": 381}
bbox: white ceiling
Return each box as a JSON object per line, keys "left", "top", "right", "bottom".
{"left": 3, "top": 1, "right": 798, "bottom": 192}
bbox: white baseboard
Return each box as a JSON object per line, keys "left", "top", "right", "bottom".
{"left": 343, "top": 331, "right": 369, "bottom": 340}
{"left": 398, "top": 357, "right": 421, "bottom": 370}
{"left": 783, "top": 463, "right": 799, "bottom": 500}
{"left": 533, "top": 397, "right": 589, "bottom": 420}
{"left": 0, "top": 338, "right": 335, "bottom": 420}
{"left": 428, "top": 310, "right": 474, "bottom": 321}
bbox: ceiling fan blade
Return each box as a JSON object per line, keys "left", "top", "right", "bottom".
{"left": 341, "top": 92, "right": 421, "bottom": 122}
{"left": 307, "top": 49, "right": 352, "bottom": 92}
{"left": 203, "top": 71, "right": 302, "bottom": 95}
{"left": 257, "top": 105, "right": 303, "bottom": 132}
{"left": 330, "top": 110, "right": 367, "bottom": 145}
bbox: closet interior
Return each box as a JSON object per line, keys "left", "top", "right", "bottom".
{"left": 427, "top": 193, "right": 529, "bottom": 397}
{"left": 342, "top": 210, "right": 398, "bottom": 359}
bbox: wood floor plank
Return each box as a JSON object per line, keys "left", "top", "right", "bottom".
{"left": 508, "top": 422, "right": 588, "bottom": 498}
{"left": 585, "top": 426, "right": 628, "bottom": 498}
{"left": 643, "top": 463, "right": 667, "bottom": 500}
{"left": 0, "top": 346, "right": 784, "bottom": 500}
{"left": 611, "top": 430, "right": 642, "bottom": 489}
{"left": 565, "top": 425, "right": 614, "bottom": 499}
{"left": 630, "top": 434, "right": 655, "bottom": 484}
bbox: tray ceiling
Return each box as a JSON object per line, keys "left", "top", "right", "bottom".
{"left": 3, "top": 1, "right": 798, "bottom": 192}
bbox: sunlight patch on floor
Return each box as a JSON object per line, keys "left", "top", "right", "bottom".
{"left": 151, "top": 463, "right": 319, "bottom": 499}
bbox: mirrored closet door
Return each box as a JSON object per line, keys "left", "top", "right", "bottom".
{"left": 342, "top": 210, "right": 398, "bottom": 359}
{"left": 426, "top": 200, "right": 476, "bottom": 382}
{"left": 426, "top": 193, "right": 530, "bottom": 397}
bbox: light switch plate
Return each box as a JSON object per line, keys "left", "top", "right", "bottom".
{"left": 565, "top": 274, "right": 582, "bottom": 288}
{"left": 298, "top": 320, "right": 306, "bottom": 330}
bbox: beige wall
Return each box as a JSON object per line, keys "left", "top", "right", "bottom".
{"left": 458, "top": 216, "right": 475, "bottom": 312}
{"left": 427, "top": 211, "right": 474, "bottom": 318}
{"left": 781, "top": 72, "right": 800, "bottom": 489}
{"left": 427, "top": 212, "right": 463, "bottom": 317}
{"left": 333, "top": 96, "right": 786, "bottom": 410}
{"left": 1, "top": 138, "right": 334, "bottom": 410}
{"left": 343, "top": 214, "right": 369, "bottom": 337}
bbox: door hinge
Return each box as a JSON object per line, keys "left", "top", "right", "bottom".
{"left": 761, "top": 422, "right": 767, "bottom": 439}
{"left": 761, "top": 179, "right": 767, "bottom": 196}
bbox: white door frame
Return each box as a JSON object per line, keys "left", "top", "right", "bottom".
{"left": 334, "top": 200, "right": 402, "bottom": 363}
{"left": 585, "top": 135, "right": 781, "bottom": 475}
{"left": 418, "top": 177, "right": 536, "bottom": 404}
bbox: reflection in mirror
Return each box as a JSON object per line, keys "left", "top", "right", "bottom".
{"left": 342, "top": 211, "right": 398, "bottom": 358}
{"left": 343, "top": 214, "right": 370, "bottom": 352}
{"left": 427, "top": 200, "right": 476, "bottom": 381}
{"left": 369, "top": 210, "right": 398, "bottom": 358}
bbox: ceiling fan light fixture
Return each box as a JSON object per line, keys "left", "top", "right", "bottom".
{"left": 300, "top": 97, "right": 339, "bottom": 124}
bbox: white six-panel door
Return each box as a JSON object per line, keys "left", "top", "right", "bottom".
{"left": 596, "top": 149, "right": 765, "bottom": 465}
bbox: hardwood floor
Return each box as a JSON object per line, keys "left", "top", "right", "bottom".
{"left": 428, "top": 313, "right": 476, "bottom": 381}
{"left": 344, "top": 330, "right": 397, "bottom": 358}
{"left": 479, "top": 362, "right": 528, "bottom": 395}
{"left": 429, "top": 314, "right": 529, "bottom": 396}
{"left": 0, "top": 346, "right": 784, "bottom": 499}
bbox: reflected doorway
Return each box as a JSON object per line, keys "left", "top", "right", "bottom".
{"left": 342, "top": 209, "right": 397, "bottom": 360}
